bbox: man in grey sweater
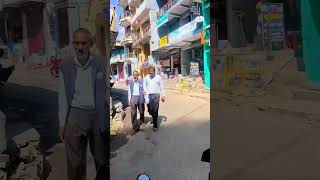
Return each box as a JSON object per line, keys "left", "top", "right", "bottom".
{"left": 58, "top": 28, "right": 108, "bottom": 180}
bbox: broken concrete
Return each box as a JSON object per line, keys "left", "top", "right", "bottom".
{"left": 19, "top": 144, "right": 40, "bottom": 163}
{"left": 113, "top": 100, "right": 123, "bottom": 110}
{"left": 0, "top": 154, "right": 9, "bottom": 169}
{"left": 10, "top": 162, "right": 40, "bottom": 180}
{"left": 11, "top": 129, "right": 40, "bottom": 148}
{"left": 0, "top": 169, "right": 7, "bottom": 180}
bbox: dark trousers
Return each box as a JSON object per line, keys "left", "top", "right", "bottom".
{"left": 130, "top": 96, "right": 145, "bottom": 131}
{"left": 148, "top": 94, "right": 160, "bottom": 128}
{"left": 64, "top": 108, "right": 108, "bottom": 180}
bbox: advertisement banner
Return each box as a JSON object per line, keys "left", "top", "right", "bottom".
{"left": 157, "top": 12, "right": 169, "bottom": 27}
{"left": 262, "top": 3, "right": 285, "bottom": 48}
{"left": 168, "top": 17, "right": 202, "bottom": 44}
{"left": 190, "top": 62, "right": 200, "bottom": 76}
{"left": 159, "top": 35, "right": 168, "bottom": 47}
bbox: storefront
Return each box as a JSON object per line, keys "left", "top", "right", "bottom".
{"left": 0, "top": 1, "right": 48, "bottom": 64}
{"left": 170, "top": 51, "right": 181, "bottom": 76}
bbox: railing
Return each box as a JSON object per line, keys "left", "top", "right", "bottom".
{"left": 126, "top": 53, "right": 137, "bottom": 58}
{"left": 137, "top": 0, "right": 145, "bottom": 8}
{"left": 120, "top": 11, "right": 132, "bottom": 20}
{"left": 157, "top": 0, "right": 180, "bottom": 18}
{"left": 141, "top": 25, "right": 151, "bottom": 37}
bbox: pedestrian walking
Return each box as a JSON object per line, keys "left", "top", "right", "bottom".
{"left": 144, "top": 66, "right": 165, "bottom": 132}
{"left": 128, "top": 70, "right": 145, "bottom": 135}
{"left": 58, "top": 28, "right": 108, "bottom": 180}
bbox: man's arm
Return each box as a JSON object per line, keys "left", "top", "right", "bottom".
{"left": 159, "top": 76, "right": 165, "bottom": 97}
{"left": 143, "top": 76, "right": 148, "bottom": 94}
{"left": 58, "top": 71, "right": 68, "bottom": 127}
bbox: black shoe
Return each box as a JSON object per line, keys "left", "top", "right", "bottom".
{"left": 131, "top": 129, "right": 140, "bottom": 135}
{"left": 153, "top": 128, "right": 158, "bottom": 132}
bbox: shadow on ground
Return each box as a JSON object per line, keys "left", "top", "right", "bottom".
{"left": 1, "top": 83, "right": 59, "bottom": 152}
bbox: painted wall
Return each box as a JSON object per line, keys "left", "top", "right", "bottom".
{"left": 301, "top": 0, "right": 320, "bottom": 84}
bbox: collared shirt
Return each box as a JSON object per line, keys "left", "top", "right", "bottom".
{"left": 144, "top": 74, "right": 165, "bottom": 96}
{"left": 58, "top": 56, "right": 95, "bottom": 126}
{"left": 128, "top": 79, "right": 143, "bottom": 102}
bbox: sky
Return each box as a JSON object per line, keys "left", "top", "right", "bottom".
{"left": 110, "top": 0, "right": 125, "bottom": 41}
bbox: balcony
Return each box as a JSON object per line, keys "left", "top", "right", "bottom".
{"left": 128, "top": 0, "right": 139, "bottom": 7}
{"left": 125, "top": 53, "right": 138, "bottom": 63}
{"left": 132, "top": 25, "right": 151, "bottom": 48}
{"left": 118, "top": 0, "right": 128, "bottom": 8}
{"left": 141, "top": 25, "right": 151, "bottom": 39}
{"left": 110, "top": 55, "right": 122, "bottom": 64}
{"left": 130, "top": 0, "right": 153, "bottom": 26}
{"left": 157, "top": 16, "right": 204, "bottom": 50}
{"left": 120, "top": 11, "right": 132, "bottom": 27}
{"left": 156, "top": 0, "right": 195, "bottom": 28}
{"left": 122, "top": 33, "right": 134, "bottom": 44}
{"left": 126, "top": 53, "right": 137, "bottom": 58}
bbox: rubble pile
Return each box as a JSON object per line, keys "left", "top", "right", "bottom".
{"left": 213, "top": 48, "right": 296, "bottom": 97}
{"left": 0, "top": 115, "right": 43, "bottom": 180}
{"left": 110, "top": 99, "right": 126, "bottom": 135}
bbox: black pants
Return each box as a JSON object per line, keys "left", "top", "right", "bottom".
{"left": 130, "top": 96, "right": 145, "bottom": 131}
{"left": 64, "top": 108, "right": 108, "bottom": 180}
{"left": 148, "top": 94, "right": 160, "bottom": 128}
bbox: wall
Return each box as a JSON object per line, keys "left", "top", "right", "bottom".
{"left": 227, "top": 0, "right": 257, "bottom": 47}
{"left": 181, "top": 48, "right": 192, "bottom": 76}
{"left": 150, "top": 9, "right": 160, "bottom": 51}
{"left": 301, "top": 0, "right": 320, "bottom": 84}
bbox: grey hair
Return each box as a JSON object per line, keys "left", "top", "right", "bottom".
{"left": 133, "top": 70, "right": 139, "bottom": 74}
{"left": 73, "top": 28, "right": 92, "bottom": 39}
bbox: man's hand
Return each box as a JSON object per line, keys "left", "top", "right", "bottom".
{"left": 161, "top": 96, "right": 165, "bottom": 103}
{"left": 59, "top": 126, "right": 65, "bottom": 143}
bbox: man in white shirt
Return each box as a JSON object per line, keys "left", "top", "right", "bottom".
{"left": 144, "top": 66, "right": 165, "bottom": 132}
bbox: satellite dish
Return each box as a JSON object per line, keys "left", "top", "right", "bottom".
{"left": 137, "top": 173, "right": 151, "bottom": 180}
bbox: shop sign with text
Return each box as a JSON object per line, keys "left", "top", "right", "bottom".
{"left": 157, "top": 12, "right": 169, "bottom": 27}
{"left": 168, "top": 17, "right": 203, "bottom": 44}
{"left": 159, "top": 35, "right": 168, "bottom": 47}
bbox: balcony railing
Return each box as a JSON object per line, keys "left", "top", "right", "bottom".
{"left": 141, "top": 25, "right": 151, "bottom": 37}
{"left": 120, "top": 11, "right": 132, "bottom": 20}
{"left": 126, "top": 53, "right": 137, "bottom": 58}
{"left": 137, "top": 0, "right": 145, "bottom": 8}
{"left": 157, "top": 0, "right": 180, "bottom": 18}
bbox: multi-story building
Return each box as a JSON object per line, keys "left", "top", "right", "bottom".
{"left": 111, "top": 41, "right": 127, "bottom": 80}
{"left": 118, "top": 0, "right": 160, "bottom": 78}
{"left": 150, "top": 0, "right": 204, "bottom": 79}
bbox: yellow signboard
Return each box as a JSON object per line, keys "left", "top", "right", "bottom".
{"left": 159, "top": 36, "right": 168, "bottom": 47}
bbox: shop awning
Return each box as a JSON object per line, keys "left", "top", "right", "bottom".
{"left": 140, "top": 62, "right": 154, "bottom": 69}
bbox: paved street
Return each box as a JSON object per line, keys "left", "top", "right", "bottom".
{"left": 214, "top": 93, "right": 320, "bottom": 180}
{"left": 110, "top": 85, "right": 210, "bottom": 180}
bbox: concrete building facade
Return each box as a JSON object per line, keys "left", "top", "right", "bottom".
{"left": 0, "top": 0, "right": 109, "bottom": 65}
{"left": 151, "top": 0, "right": 204, "bottom": 78}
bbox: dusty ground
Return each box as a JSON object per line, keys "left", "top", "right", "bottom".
{"left": 110, "top": 90, "right": 210, "bottom": 180}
